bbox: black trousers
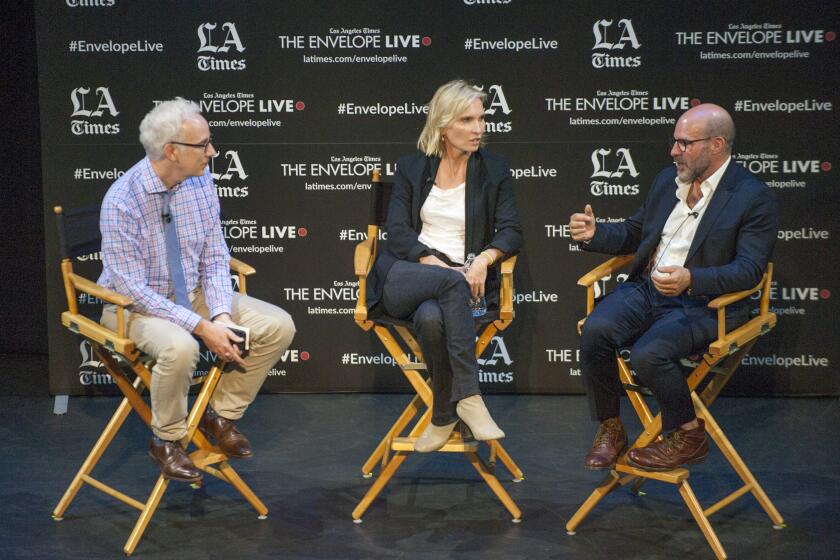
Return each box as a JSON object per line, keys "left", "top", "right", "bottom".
{"left": 579, "top": 278, "right": 720, "bottom": 431}
{"left": 382, "top": 260, "right": 481, "bottom": 426}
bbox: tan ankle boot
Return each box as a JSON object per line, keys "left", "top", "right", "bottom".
{"left": 415, "top": 420, "right": 458, "bottom": 453}
{"left": 456, "top": 395, "right": 505, "bottom": 441}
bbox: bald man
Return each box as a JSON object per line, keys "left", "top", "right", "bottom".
{"left": 569, "top": 104, "right": 778, "bottom": 471}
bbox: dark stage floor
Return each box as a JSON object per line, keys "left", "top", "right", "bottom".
{"left": 1, "top": 393, "right": 838, "bottom": 559}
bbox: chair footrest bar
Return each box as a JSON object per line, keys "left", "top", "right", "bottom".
{"left": 704, "top": 482, "right": 753, "bottom": 518}
{"left": 615, "top": 462, "right": 690, "bottom": 484}
{"left": 80, "top": 474, "right": 145, "bottom": 511}
{"left": 391, "top": 436, "right": 479, "bottom": 452}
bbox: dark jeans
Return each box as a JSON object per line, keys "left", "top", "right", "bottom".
{"left": 579, "top": 278, "right": 720, "bottom": 431}
{"left": 383, "top": 260, "right": 481, "bottom": 426}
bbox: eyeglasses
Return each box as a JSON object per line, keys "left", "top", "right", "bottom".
{"left": 669, "top": 137, "right": 712, "bottom": 152}
{"left": 169, "top": 138, "right": 214, "bottom": 154}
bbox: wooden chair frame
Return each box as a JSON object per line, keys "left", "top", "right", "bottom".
{"left": 51, "top": 206, "right": 268, "bottom": 556}
{"left": 565, "top": 255, "right": 785, "bottom": 559}
{"left": 350, "top": 172, "right": 523, "bottom": 523}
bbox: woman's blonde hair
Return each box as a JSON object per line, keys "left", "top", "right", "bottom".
{"left": 417, "top": 80, "right": 487, "bottom": 158}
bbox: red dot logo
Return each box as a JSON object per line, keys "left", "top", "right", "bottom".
{"left": 300, "top": 351, "right": 310, "bottom": 361}
{"left": 421, "top": 36, "right": 432, "bottom": 47}
{"left": 295, "top": 101, "right": 306, "bottom": 111}
{"left": 820, "top": 289, "right": 831, "bottom": 300}
{"left": 297, "top": 227, "right": 308, "bottom": 237}
{"left": 690, "top": 98, "right": 701, "bottom": 107}
{"left": 821, "top": 161, "right": 832, "bottom": 172}
{"left": 826, "top": 31, "right": 836, "bottom": 42}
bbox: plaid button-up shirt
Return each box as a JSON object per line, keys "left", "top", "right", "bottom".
{"left": 99, "top": 157, "right": 231, "bottom": 332}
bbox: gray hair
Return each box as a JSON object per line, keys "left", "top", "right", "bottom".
{"left": 139, "top": 97, "right": 202, "bottom": 160}
{"left": 417, "top": 80, "right": 487, "bottom": 158}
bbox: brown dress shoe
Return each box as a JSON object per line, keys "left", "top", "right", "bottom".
{"left": 199, "top": 408, "right": 253, "bottom": 458}
{"left": 585, "top": 418, "right": 627, "bottom": 470}
{"left": 627, "top": 418, "right": 709, "bottom": 472}
{"left": 148, "top": 437, "right": 203, "bottom": 483}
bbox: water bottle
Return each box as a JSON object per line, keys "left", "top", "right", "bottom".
{"left": 464, "top": 253, "right": 487, "bottom": 317}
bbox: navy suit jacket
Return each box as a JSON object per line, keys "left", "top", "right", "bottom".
{"left": 585, "top": 159, "right": 778, "bottom": 316}
{"left": 366, "top": 148, "right": 522, "bottom": 314}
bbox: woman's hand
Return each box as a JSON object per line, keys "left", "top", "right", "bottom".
{"left": 419, "top": 254, "right": 450, "bottom": 268}
{"left": 465, "top": 256, "right": 488, "bottom": 298}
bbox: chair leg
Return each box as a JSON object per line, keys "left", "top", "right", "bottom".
{"left": 217, "top": 462, "right": 269, "bottom": 517}
{"left": 361, "top": 394, "right": 423, "bottom": 477}
{"left": 123, "top": 475, "right": 170, "bottom": 557}
{"left": 52, "top": 377, "right": 143, "bottom": 520}
{"left": 678, "top": 481, "right": 727, "bottom": 560}
{"left": 693, "top": 395, "right": 785, "bottom": 527}
{"left": 487, "top": 440, "right": 524, "bottom": 481}
{"left": 566, "top": 471, "right": 622, "bottom": 534}
{"left": 466, "top": 452, "right": 522, "bottom": 521}
{"left": 352, "top": 451, "right": 410, "bottom": 522}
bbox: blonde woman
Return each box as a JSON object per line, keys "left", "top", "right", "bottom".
{"left": 366, "top": 80, "right": 522, "bottom": 452}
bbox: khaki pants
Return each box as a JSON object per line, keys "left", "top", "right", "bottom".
{"left": 102, "top": 290, "right": 295, "bottom": 440}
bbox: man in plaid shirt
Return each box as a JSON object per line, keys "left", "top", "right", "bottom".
{"left": 99, "top": 98, "right": 295, "bottom": 483}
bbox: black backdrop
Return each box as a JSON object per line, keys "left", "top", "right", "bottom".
{"left": 34, "top": 1, "right": 840, "bottom": 397}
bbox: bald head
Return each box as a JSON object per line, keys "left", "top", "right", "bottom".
{"left": 678, "top": 103, "right": 735, "bottom": 154}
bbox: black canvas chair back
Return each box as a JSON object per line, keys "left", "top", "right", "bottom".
{"left": 55, "top": 205, "right": 101, "bottom": 260}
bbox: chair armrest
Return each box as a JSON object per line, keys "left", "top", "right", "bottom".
{"left": 707, "top": 272, "right": 769, "bottom": 342}
{"left": 70, "top": 273, "right": 132, "bottom": 307}
{"left": 354, "top": 237, "right": 375, "bottom": 277}
{"left": 577, "top": 255, "right": 634, "bottom": 287}
{"left": 707, "top": 277, "right": 765, "bottom": 309}
{"left": 577, "top": 255, "right": 634, "bottom": 316}
{"left": 229, "top": 258, "right": 256, "bottom": 276}
{"left": 353, "top": 237, "right": 377, "bottom": 325}
{"left": 498, "top": 255, "right": 517, "bottom": 321}
{"left": 229, "top": 257, "right": 256, "bottom": 294}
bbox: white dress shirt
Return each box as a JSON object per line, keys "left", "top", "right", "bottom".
{"left": 651, "top": 157, "right": 732, "bottom": 273}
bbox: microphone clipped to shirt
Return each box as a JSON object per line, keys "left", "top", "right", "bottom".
{"left": 688, "top": 211, "right": 699, "bottom": 218}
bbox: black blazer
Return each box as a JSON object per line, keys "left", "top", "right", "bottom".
{"left": 366, "top": 148, "right": 522, "bottom": 314}
{"left": 586, "top": 159, "right": 778, "bottom": 318}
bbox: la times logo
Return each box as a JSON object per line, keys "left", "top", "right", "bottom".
{"left": 592, "top": 19, "right": 641, "bottom": 69}
{"left": 210, "top": 150, "right": 249, "bottom": 198}
{"left": 590, "top": 148, "right": 640, "bottom": 196}
{"left": 197, "top": 22, "right": 246, "bottom": 71}
{"left": 479, "top": 84, "right": 513, "bottom": 133}
{"left": 478, "top": 335, "right": 514, "bottom": 384}
{"left": 70, "top": 86, "right": 120, "bottom": 135}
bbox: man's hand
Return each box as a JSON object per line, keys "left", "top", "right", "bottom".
{"left": 651, "top": 265, "right": 692, "bottom": 297}
{"left": 419, "top": 254, "right": 450, "bottom": 268}
{"left": 194, "top": 317, "right": 246, "bottom": 366}
{"left": 569, "top": 204, "right": 596, "bottom": 242}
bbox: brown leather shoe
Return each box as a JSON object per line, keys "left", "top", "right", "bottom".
{"left": 148, "top": 437, "right": 203, "bottom": 483}
{"left": 199, "top": 408, "right": 253, "bottom": 458}
{"left": 584, "top": 417, "right": 627, "bottom": 470}
{"left": 627, "top": 418, "right": 709, "bottom": 472}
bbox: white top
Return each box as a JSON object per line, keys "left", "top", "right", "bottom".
{"left": 651, "top": 157, "right": 731, "bottom": 274}
{"left": 418, "top": 182, "right": 466, "bottom": 265}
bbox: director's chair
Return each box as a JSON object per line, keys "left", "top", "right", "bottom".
{"left": 350, "top": 170, "right": 523, "bottom": 523}
{"left": 565, "top": 255, "right": 785, "bottom": 560}
{"left": 51, "top": 205, "right": 268, "bottom": 556}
